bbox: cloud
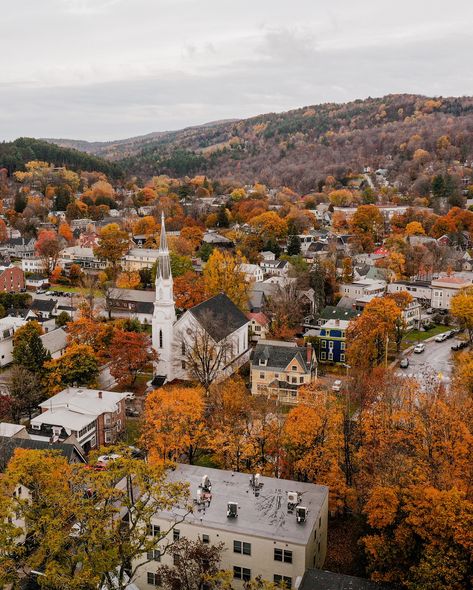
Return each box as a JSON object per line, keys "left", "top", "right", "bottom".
{"left": 58, "top": 0, "right": 123, "bottom": 15}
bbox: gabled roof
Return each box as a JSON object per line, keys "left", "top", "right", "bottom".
{"left": 300, "top": 569, "right": 388, "bottom": 590}
{"left": 319, "top": 306, "right": 359, "bottom": 321}
{"left": 0, "top": 436, "right": 86, "bottom": 472}
{"left": 40, "top": 328, "right": 68, "bottom": 355}
{"left": 252, "top": 340, "right": 312, "bottom": 372}
{"left": 31, "top": 298, "right": 57, "bottom": 313}
{"left": 188, "top": 293, "right": 248, "bottom": 343}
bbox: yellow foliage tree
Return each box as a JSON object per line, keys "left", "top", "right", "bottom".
{"left": 203, "top": 249, "right": 249, "bottom": 310}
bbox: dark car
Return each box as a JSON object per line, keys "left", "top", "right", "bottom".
{"left": 446, "top": 330, "right": 455, "bottom": 339}
{"left": 451, "top": 342, "right": 461, "bottom": 351}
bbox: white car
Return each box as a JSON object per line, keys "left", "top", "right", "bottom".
{"left": 435, "top": 333, "right": 448, "bottom": 342}
{"left": 332, "top": 379, "right": 342, "bottom": 392}
{"left": 124, "top": 392, "right": 136, "bottom": 400}
{"left": 413, "top": 343, "right": 425, "bottom": 353}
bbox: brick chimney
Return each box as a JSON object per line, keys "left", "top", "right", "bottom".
{"left": 306, "top": 343, "right": 312, "bottom": 365}
{"left": 98, "top": 391, "right": 102, "bottom": 399}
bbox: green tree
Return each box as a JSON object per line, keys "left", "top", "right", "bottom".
{"left": 55, "top": 311, "right": 70, "bottom": 327}
{"left": 44, "top": 343, "right": 99, "bottom": 394}
{"left": 12, "top": 321, "right": 51, "bottom": 374}
{"left": 287, "top": 233, "right": 301, "bottom": 256}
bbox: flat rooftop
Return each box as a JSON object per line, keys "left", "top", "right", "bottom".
{"left": 162, "top": 464, "right": 328, "bottom": 545}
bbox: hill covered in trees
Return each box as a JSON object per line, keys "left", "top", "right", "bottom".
{"left": 0, "top": 138, "right": 122, "bottom": 178}
{"left": 46, "top": 94, "right": 473, "bottom": 192}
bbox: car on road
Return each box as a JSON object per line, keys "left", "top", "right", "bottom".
{"left": 414, "top": 343, "right": 425, "bottom": 353}
{"left": 400, "top": 358, "right": 409, "bottom": 368}
{"left": 452, "top": 341, "right": 469, "bottom": 351}
{"left": 332, "top": 379, "right": 342, "bottom": 392}
{"left": 435, "top": 332, "right": 449, "bottom": 342}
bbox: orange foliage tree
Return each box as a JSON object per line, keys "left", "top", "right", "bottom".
{"left": 173, "top": 271, "right": 207, "bottom": 310}
{"left": 142, "top": 385, "right": 206, "bottom": 465}
{"left": 108, "top": 329, "right": 157, "bottom": 388}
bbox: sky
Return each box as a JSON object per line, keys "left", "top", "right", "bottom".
{"left": 1, "top": 0, "right": 473, "bottom": 141}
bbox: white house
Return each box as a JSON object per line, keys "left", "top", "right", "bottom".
{"left": 339, "top": 279, "right": 386, "bottom": 300}
{"left": 122, "top": 248, "right": 161, "bottom": 272}
{"left": 240, "top": 263, "right": 264, "bottom": 283}
{"left": 152, "top": 215, "right": 250, "bottom": 384}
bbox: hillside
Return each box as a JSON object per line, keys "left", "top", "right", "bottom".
{"left": 0, "top": 137, "right": 122, "bottom": 178}
{"left": 46, "top": 95, "right": 473, "bottom": 191}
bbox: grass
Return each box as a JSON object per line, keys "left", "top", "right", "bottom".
{"left": 402, "top": 324, "right": 451, "bottom": 349}
{"left": 123, "top": 419, "right": 142, "bottom": 445}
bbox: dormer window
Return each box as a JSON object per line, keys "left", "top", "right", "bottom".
{"left": 291, "top": 365, "right": 297, "bottom": 371}
{"left": 259, "top": 359, "right": 267, "bottom": 366}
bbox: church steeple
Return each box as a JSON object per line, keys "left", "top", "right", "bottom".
{"left": 155, "top": 212, "right": 174, "bottom": 304}
{"left": 152, "top": 212, "right": 176, "bottom": 381}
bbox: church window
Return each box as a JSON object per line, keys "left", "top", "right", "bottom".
{"left": 159, "top": 330, "right": 163, "bottom": 348}
{"left": 181, "top": 341, "right": 186, "bottom": 355}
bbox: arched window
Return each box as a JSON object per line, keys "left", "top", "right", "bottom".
{"left": 159, "top": 330, "right": 163, "bottom": 348}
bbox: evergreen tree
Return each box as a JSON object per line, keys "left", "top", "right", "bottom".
{"left": 287, "top": 233, "right": 301, "bottom": 256}
{"left": 12, "top": 321, "right": 51, "bottom": 374}
{"left": 309, "top": 257, "right": 326, "bottom": 313}
{"left": 216, "top": 204, "right": 230, "bottom": 228}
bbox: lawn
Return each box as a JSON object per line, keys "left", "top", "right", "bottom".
{"left": 123, "top": 418, "right": 142, "bottom": 445}
{"left": 402, "top": 324, "right": 451, "bottom": 348}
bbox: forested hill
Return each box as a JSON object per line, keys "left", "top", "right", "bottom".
{"left": 0, "top": 138, "right": 122, "bottom": 178}
{"left": 47, "top": 94, "right": 473, "bottom": 191}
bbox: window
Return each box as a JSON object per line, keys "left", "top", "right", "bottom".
{"left": 328, "top": 341, "right": 334, "bottom": 349}
{"left": 147, "top": 549, "right": 161, "bottom": 561}
{"left": 202, "top": 534, "right": 210, "bottom": 544}
{"left": 321, "top": 340, "right": 326, "bottom": 349}
{"left": 233, "top": 540, "right": 251, "bottom": 555}
{"left": 181, "top": 360, "right": 186, "bottom": 370}
{"left": 274, "top": 549, "right": 292, "bottom": 563}
{"left": 291, "top": 365, "right": 297, "bottom": 371}
{"left": 173, "top": 529, "right": 180, "bottom": 541}
{"left": 291, "top": 377, "right": 297, "bottom": 384}
{"left": 259, "top": 372, "right": 265, "bottom": 379}
{"left": 299, "top": 376, "right": 304, "bottom": 383}
{"left": 104, "top": 431, "right": 112, "bottom": 443}
{"left": 340, "top": 342, "right": 346, "bottom": 350}
{"left": 147, "top": 572, "right": 161, "bottom": 586}
{"left": 173, "top": 554, "right": 180, "bottom": 566}
{"left": 328, "top": 353, "right": 333, "bottom": 361}
{"left": 159, "top": 329, "right": 163, "bottom": 349}
{"left": 320, "top": 352, "right": 326, "bottom": 360}
{"left": 233, "top": 567, "right": 251, "bottom": 581}
{"left": 104, "top": 414, "right": 111, "bottom": 426}
{"left": 147, "top": 524, "right": 161, "bottom": 537}
{"left": 274, "top": 575, "right": 292, "bottom": 588}
{"left": 340, "top": 354, "right": 345, "bottom": 362}
{"left": 181, "top": 341, "right": 186, "bottom": 355}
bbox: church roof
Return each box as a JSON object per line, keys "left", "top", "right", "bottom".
{"left": 189, "top": 293, "right": 248, "bottom": 343}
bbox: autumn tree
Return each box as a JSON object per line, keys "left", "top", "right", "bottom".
{"left": 350, "top": 205, "right": 384, "bottom": 252}
{"left": 405, "top": 221, "right": 425, "bottom": 236}
{"left": 58, "top": 220, "right": 73, "bottom": 242}
{"left": 94, "top": 223, "right": 130, "bottom": 277}
{"left": 35, "top": 229, "right": 61, "bottom": 274}
{"left": 12, "top": 320, "right": 51, "bottom": 374}
{"left": 347, "top": 297, "right": 401, "bottom": 369}
{"left": 0, "top": 447, "right": 189, "bottom": 590}
{"left": 0, "top": 219, "right": 8, "bottom": 243}
{"left": 44, "top": 343, "right": 99, "bottom": 394}
{"left": 143, "top": 385, "right": 206, "bottom": 465}
{"left": 341, "top": 257, "right": 353, "bottom": 283}
{"left": 451, "top": 286, "right": 473, "bottom": 343}
{"left": 173, "top": 271, "right": 207, "bottom": 309}
{"left": 267, "top": 283, "right": 305, "bottom": 339}
{"left": 203, "top": 249, "right": 249, "bottom": 310}
{"left": 67, "top": 316, "right": 115, "bottom": 360}
{"left": 108, "top": 329, "right": 157, "bottom": 387}
{"left": 116, "top": 270, "right": 141, "bottom": 289}
{"left": 328, "top": 189, "right": 353, "bottom": 207}
{"left": 249, "top": 211, "right": 288, "bottom": 242}
{"left": 6, "top": 365, "right": 44, "bottom": 421}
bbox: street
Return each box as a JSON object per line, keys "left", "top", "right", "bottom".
{"left": 397, "top": 336, "right": 461, "bottom": 385}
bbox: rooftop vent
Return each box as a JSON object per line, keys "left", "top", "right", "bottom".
{"left": 296, "top": 506, "right": 307, "bottom": 524}
{"left": 287, "top": 491, "right": 301, "bottom": 513}
{"left": 227, "top": 502, "right": 238, "bottom": 518}
{"left": 201, "top": 474, "right": 211, "bottom": 492}
{"left": 250, "top": 473, "right": 263, "bottom": 496}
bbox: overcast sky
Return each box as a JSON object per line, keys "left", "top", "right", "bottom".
{"left": 1, "top": 0, "right": 473, "bottom": 141}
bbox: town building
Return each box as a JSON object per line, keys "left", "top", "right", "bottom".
{"left": 240, "top": 263, "right": 264, "bottom": 283}
{"left": 260, "top": 259, "right": 289, "bottom": 277}
{"left": 123, "top": 248, "right": 161, "bottom": 271}
{"left": 317, "top": 319, "right": 349, "bottom": 364}
{"left": 152, "top": 215, "right": 250, "bottom": 384}
{"left": 250, "top": 340, "right": 316, "bottom": 404}
{"left": 339, "top": 279, "right": 386, "bottom": 300}
{"left": 135, "top": 464, "right": 328, "bottom": 590}
{"left": 247, "top": 311, "right": 270, "bottom": 342}
{"left": 430, "top": 276, "right": 472, "bottom": 309}
{"left": 30, "top": 387, "right": 129, "bottom": 452}
{"left": 21, "top": 257, "right": 47, "bottom": 274}
{"left": 0, "top": 265, "right": 25, "bottom": 292}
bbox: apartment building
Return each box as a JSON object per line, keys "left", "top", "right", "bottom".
{"left": 318, "top": 318, "right": 349, "bottom": 364}
{"left": 430, "top": 276, "right": 472, "bottom": 309}
{"left": 0, "top": 265, "right": 25, "bottom": 292}
{"left": 250, "top": 340, "right": 316, "bottom": 404}
{"left": 31, "top": 387, "right": 129, "bottom": 452}
{"left": 123, "top": 248, "right": 161, "bottom": 271}
{"left": 135, "top": 465, "right": 328, "bottom": 590}
{"left": 387, "top": 280, "right": 432, "bottom": 304}
{"left": 339, "top": 279, "right": 386, "bottom": 300}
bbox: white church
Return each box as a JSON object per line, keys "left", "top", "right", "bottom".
{"left": 151, "top": 214, "right": 251, "bottom": 385}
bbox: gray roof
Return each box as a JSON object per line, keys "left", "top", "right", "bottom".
{"left": 162, "top": 464, "right": 328, "bottom": 545}
{"left": 0, "top": 436, "right": 85, "bottom": 472}
{"left": 31, "top": 298, "right": 57, "bottom": 313}
{"left": 189, "top": 293, "right": 248, "bottom": 342}
{"left": 319, "top": 306, "right": 360, "bottom": 322}
{"left": 108, "top": 288, "right": 155, "bottom": 303}
{"left": 300, "top": 570, "right": 388, "bottom": 590}
{"left": 40, "top": 328, "right": 68, "bottom": 355}
{"left": 252, "top": 340, "right": 311, "bottom": 372}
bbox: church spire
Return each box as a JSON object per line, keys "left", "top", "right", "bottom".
{"left": 156, "top": 212, "right": 172, "bottom": 282}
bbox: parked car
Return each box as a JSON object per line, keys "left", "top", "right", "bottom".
{"left": 36, "top": 289, "right": 47, "bottom": 294}
{"left": 125, "top": 407, "right": 139, "bottom": 417}
{"left": 445, "top": 330, "right": 455, "bottom": 339}
{"left": 332, "top": 379, "right": 342, "bottom": 392}
{"left": 435, "top": 332, "right": 449, "bottom": 342}
{"left": 425, "top": 308, "right": 434, "bottom": 315}
{"left": 414, "top": 343, "right": 425, "bottom": 353}
{"left": 400, "top": 358, "right": 409, "bottom": 368}
{"left": 452, "top": 341, "right": 469, "bottom": 351}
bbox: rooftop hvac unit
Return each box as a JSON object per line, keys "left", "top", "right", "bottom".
{"left": 287, "top": 491, "right": 299, "bottom": 505}
{"left": 296, "top": 506, "right": 307, "bottom": 524}
{"left": 202, "top": 474, "right": 211, "bottom": 492}
{"left": 227, "top": 502, "right": 238, "bottom": 518}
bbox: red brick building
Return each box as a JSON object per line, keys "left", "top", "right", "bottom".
{"left": 0, "top": 266, "right": 25, "bottom": 292}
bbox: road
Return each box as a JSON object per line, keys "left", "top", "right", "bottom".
{"left": 397, "top": 336, "right": 460, "bottom": 385}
